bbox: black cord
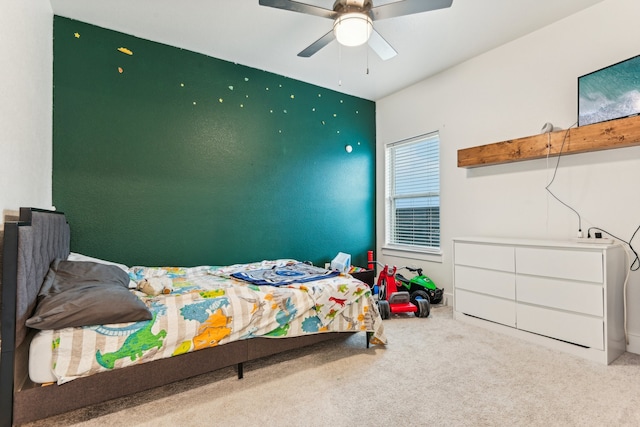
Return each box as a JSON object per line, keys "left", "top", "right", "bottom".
{"left": 543, "top": 123, "right": 640, "bottom": 271}
{"left": 588, "top": 225, "right": 640, "bottom": 271}
{"left": 546, "top": 122, "right": 581, "bottom": 232}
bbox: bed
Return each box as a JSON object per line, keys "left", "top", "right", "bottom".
{"left": 0, "top": 208, "right": 385, "bottom": 426}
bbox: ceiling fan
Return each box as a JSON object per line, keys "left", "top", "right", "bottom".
{"left": 258, "top": 0, "right": 453, "bottom": 60}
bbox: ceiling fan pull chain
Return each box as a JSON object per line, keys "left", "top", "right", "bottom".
{"left": 366, "top": 41, "right": 370, "bottom": 75}
{"left": 338, "top": 43, "right": 343, "bottom": 86}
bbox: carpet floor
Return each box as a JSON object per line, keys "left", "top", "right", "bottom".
{"left": 22, "top": 305, "right": 640, "bottom": 426}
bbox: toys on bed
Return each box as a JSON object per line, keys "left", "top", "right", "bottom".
{"left": 137, "top": 277, "right": 173, "bottom": 296}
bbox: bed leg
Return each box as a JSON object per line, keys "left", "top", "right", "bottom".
{"left": 237, "top": 362, "right": 244, "bottom": 379}
{"left": 366, "top": 332, "right": 371, "bottom": 348}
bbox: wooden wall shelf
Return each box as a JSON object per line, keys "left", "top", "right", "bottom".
{"left": 457, "top": 115, "right": 640, "bottom": 168}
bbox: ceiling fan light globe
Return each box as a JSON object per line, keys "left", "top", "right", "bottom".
{"left": 333, "top": 12, "right": 372, "bottom": 47}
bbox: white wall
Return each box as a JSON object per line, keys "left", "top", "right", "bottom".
{"left": 0, "top": 0, "right": 53, "bottom": 223}
{"left": 376, "top": 0, "right": 640, "bottom": 352}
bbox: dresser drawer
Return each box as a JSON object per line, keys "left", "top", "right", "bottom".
{"left": 455, "top": 242, "right": 515, "bottom": 272}
{"left": 516, "top": 247, "right": 603, "bottom": 283}
{"left": 517, "top": 304, "right": 604, "bottom": 350}
{"left": 516, "top": 275, "right": 603, "bottom": 316}
{"left": 455, "top": 289, "right": 516, "bottom": 327}
{"left": 455, "top": 265, "right": 515, "bottom": 300}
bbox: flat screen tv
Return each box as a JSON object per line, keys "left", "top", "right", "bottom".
{"left": 578, "top": 54, "right": 640, "bottom": 127}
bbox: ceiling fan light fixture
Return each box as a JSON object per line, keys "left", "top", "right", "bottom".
{"left": 333, "top": 12, "right": 372, "bottom": 47}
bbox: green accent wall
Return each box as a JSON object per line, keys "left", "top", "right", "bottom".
{"left": 52, "top": 17, "right": 376, "bottom": 268}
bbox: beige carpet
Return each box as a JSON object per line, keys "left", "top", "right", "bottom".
{"left": 24, "top": 306, "right": 640, "bottom": 427}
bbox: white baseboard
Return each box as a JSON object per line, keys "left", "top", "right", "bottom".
{"left": 437, "top": 291, "right": 452, "bottom": 306}
{"left": 626, "top": 332, "right": 640, "bottom": 355}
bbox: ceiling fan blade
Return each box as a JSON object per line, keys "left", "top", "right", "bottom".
{"left": 368, "top": 29, "right": 397, "bottom": 61}
{"left": 371, "top": 0, "right": 453, "bottom": 21}
{"left": 298, "top": 30, "right": 336, "bottom": 58}
{"left": 259, "top": 0, "right": 337, "bottom": 20}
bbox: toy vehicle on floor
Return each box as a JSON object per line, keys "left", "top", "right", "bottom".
{"left": 374, "top": 263, "right": 430, "bottom": 319}
{"left": 395, "top": 266, "right": 444, "bottom": 305}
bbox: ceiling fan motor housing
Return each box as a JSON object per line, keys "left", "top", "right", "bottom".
{"left": 333, "top": 0, "right": 373, "bottom": 15}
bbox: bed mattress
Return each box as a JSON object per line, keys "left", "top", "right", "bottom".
{"left": 29, "top": 330, "right": 56, "bottom": 383}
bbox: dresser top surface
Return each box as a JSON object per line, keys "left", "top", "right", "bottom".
{"left": 453, "top": 236, "right": 619, "bottom": 250}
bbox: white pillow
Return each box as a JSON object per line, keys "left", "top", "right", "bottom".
{"left": 67, "top": 252, "right": 137, "bottom": 288}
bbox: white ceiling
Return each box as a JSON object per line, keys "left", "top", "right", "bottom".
{"left": 49, "top": 0, "right": 604, "bottom": 101}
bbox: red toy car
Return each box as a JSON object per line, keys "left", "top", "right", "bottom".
{"left": 375, "top": 263, "right": 430, "bottom": 319}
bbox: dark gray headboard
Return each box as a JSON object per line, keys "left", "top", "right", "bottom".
{"left": 0, "top": 208, "right": 70, "bottom": 426}
{"left": 1, "top": 208, "right": 70, "bottom": 349}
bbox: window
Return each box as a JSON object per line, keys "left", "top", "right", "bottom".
{"left": 385, "top": 132, "right": 440, "bottom": 251}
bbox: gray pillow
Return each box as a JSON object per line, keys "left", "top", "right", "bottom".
{"left": 26, "top": 259, "right": 151, "bottom": 330}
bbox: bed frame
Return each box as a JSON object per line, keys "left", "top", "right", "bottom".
{"left": 0, "top": 208, "right": 368, "bottom": 426}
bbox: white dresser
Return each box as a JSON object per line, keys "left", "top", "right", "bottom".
{"left": 453, "top": 237, "right": 626, "bottom": 364}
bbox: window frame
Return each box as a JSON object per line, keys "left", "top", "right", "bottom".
{"left": 383, "top": 131, "right": 441, "bottom": 256}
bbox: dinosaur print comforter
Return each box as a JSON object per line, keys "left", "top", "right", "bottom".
{"left": 46, "top": 260, "right": 386, "bottom": 384}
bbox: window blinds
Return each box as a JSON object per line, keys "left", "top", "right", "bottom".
{"left": 385, "top": 132, "right": 440, "bottom": 249}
